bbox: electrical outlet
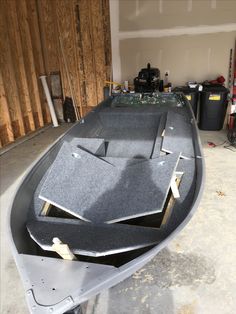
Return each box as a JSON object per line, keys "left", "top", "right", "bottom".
{"left": 165, "top": 70, "right": 170, "bottom": 76}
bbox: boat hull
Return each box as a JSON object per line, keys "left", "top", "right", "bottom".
{"left": 8, "top": 94, "right": 205, "bottom": 313}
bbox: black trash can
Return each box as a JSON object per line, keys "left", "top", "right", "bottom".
{"left": 199, "top": 85, "right": 229, "bottom": 131}
{"left": 174, "top": 86, "right": 199, "bottom": 118}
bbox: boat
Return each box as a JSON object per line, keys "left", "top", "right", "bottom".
{"left": 8, "top": 92, "right": 205, "bottom": 314}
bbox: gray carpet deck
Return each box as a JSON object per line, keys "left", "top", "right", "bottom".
{"left": 101, "top": 157, "right": 144, "bottom": 169}
{"left": 105, "top": 139, "right": 153, "bottom": 158}
{"left": 99, "top": 127, "right": 156, "bottom": 158}
{"left": 162, "top": 111, "right": 194, "bottom": 159}
{"left": 39, "top": 142, "right": 180, "bottom": 223}
{"left": 96, "top": 111, "right": 160, "bottom": 158}
{"left": 27, "top": 219, "right": 163, "bottom": 257}
{"left": 98, "top": 111, "right": 160, "bottom": 129}
{"left": 70, "top": 138, "right": 105, "bottom": 156}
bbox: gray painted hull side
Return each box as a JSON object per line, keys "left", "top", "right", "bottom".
{"left": 8, "top": 95, "right": 205, "bottom": 313}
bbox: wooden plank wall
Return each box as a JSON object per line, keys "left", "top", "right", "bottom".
{"left": 0, "top": 0, "right": 111, "bottom": 148}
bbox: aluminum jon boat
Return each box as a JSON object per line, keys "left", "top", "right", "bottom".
{"left": 8, "top": 92, "right": 205, "bottom": 314}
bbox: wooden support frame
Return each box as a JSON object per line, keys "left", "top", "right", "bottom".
{"left": 52, "top": 237, "right": 77, "bottom": 260}
{"left": 40, "top": 201, "right": 52, "bottom": 216}
{"left": 170, "top": 172, "right": 183, "bottom": 199}
{"left": 161, "top": 172, "right": 183, "bottom": 226}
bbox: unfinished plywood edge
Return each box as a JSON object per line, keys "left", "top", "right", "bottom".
{"left": 40, "top": 201, "right": 52, "bottom": 216}
{"left": 170, "top": 174, "right": 180, "bottom": 199}
{"left": 52, "top": 237, "right": 77, "bottom": 260}
{"left": 161, "top": 175, "right": 183, "bottom": 226}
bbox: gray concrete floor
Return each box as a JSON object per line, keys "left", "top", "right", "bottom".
{"left": 0, "top": 126, "right": 236, "bottom": 314}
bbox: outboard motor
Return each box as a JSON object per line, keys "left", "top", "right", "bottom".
{"left": 134, "top": 63, "right": 160, "bottom": 93}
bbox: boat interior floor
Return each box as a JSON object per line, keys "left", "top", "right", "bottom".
{"left": 27, "top": 106, "right": 196, "bottom": 265}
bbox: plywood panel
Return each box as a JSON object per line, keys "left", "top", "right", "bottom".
{"left": 37, "top": 0, "right": 111, "bottom": 113}
{"left": 0, "top": 1, "right": 25, "bottom": 139}
{"left": 17, "top": 0, "right": 44, "bottom": 128}
{"left": 49, "top": 0, "right": 69, "bottom": 102}
{"left": 0, "top": 71, "right": 14, "bottom": 145}
{"left": 90, "top": 0, "right": 106, "bottom": 103}
{"left": 56, "top": 0, "right": 82, "bottom": 117}
{"left": 101, "top": 0, "right": 112, "bottom": 81}
{"left": 6, "top": 0, "right": 36, "bottom": 133}
{"left": 76, "top": 0, "right": 98, "bottom": 107}
{"left": 27, "top": 0, "right": 51, "bottom": 124}
{"left": 75, "top": 2, "right": 87, "bottom": 113}
{"left": 0, "top": 0, "right": 111, "bottom": 147}
{"left": 36, "top": 0, "right": 66, "bottom": 119}
{"left": 36, "top": 0, "right": 60, "bottom": 73}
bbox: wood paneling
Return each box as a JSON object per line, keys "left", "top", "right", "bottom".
{"left": 0, "top": 0, "right": 111, "bottom": 147}
{"left": 76, "top": 0, "right": 98, "bottom": 108}
{"left": 56, "top": 0, "right": 82, "bottom": 117}
{"left": 0, "top": 0, "right": 25, "bottom": 139}
{"left": 27, "top": 0, "right": 51, "bottom": 124}
{"left": 6, "top": 0, "right": 36, "bottom": 133}
{"left": 17, "top": 0, "right": 44, "bottom": 129}
{"left": 0, "top": 71, "right": 14, "bottom": 145}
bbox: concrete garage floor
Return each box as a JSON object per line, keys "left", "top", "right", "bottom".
{"left": 0, "top": 125, "right": 236, "bottom": 314}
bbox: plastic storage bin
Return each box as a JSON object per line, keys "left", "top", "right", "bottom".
{"left": 174, "top": 86, "right": 199, "bottom": 118}
{"left": 199, "top": 85, "right": 229, "bottom": 131}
